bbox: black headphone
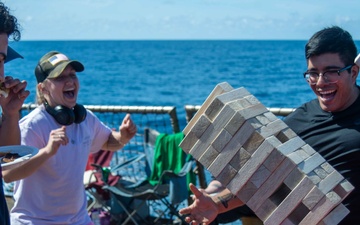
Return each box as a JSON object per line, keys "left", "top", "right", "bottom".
{"left": 44, "top": 101, "right": 87, "bottom": 126}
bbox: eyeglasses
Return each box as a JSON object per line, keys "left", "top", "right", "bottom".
{"left": 303, "top": 64, "right": 353, "bottom": 85}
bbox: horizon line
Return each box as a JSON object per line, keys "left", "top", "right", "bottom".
{"left": 13, "top": 39, "right": 312, "bottom": 42}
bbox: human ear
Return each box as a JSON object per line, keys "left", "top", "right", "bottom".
{"left": 38, "top": 82, "right": 48, "bottom": 95}
{"left": 351, "top": 64, "right": 359, "bottom": 80}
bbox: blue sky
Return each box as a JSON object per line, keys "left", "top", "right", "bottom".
{"left": 4, "top": 0, "right": 360, "bottom": 40}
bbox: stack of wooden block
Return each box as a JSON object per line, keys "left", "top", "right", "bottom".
{"left": 180, "top": 82, "right": 354, "bottom": 225}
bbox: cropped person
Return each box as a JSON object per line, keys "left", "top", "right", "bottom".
{"left": 3, "top": 51, "right": 137, "bottom": 225}
{"left": 179, "top": 26, "right": 360, "bottom": 224}
{"left": 0, "top": 2, "right": 30, "bottom": 225}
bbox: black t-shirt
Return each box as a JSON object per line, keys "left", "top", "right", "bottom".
{"left": 284, "top": 94, "right": 360, "bottom": 224}
{"left": 0, "top": 166, "right": 10, "bottom": 225}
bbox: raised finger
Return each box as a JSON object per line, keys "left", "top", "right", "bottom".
{"left": 189, "top": 183, "right": 203, "bottom": 198}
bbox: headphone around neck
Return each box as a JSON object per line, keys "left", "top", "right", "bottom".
{"left": 44, "top": 101, "right": 87, "bottom": 126}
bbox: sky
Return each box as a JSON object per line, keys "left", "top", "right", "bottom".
{"left": 4, "top": 0, "right": 360, "bottom": 41}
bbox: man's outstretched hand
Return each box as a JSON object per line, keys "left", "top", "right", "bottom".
{"left": 179, "top": 183, "right": 219, "bottom": 225}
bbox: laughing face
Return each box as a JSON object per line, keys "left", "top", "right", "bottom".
{"left": 307, "top": 53, "right": 359, "bottom": 112}
{"left": 40, "top": 64, "right": 80, "bottom": 109}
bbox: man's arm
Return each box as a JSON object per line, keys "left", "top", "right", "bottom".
{"left": 211, "top": 187, "right": 244, "bottom": 213}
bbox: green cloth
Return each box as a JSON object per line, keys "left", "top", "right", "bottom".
{"left": 148, "top": 132, "right": 196, "bottom": 192}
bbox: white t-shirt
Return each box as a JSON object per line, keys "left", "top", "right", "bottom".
{"left": 10, "top": 105, "right": 111, "bottom": 225}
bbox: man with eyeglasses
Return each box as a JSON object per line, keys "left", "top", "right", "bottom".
{"left": 179, "top": 26, "right": 360, "bottom": 225}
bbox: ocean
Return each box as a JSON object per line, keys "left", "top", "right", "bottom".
{"left": 6, "top": 40, "right": 360, "bottom": 225}
{"left": 5, "top": 40, "right": 335, "bottom": 131}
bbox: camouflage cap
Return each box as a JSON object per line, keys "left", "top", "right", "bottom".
{"left": 35, "top": 51, "right": 84, "bottom": 83}
{"left": 5, "top": 46, "right": 23, "bottom": 63}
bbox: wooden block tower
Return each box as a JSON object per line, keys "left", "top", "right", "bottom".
{"left": 180, "top": 82, "right": 354, "bottom": 225}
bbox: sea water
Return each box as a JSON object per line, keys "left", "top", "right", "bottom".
{"left": 6, "top": 39, "right": 345, "bottom": 130}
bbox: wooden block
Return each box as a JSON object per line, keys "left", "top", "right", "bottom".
{"left": 237, "top": 103, "right": 269, "bottom": 120}
{"left": 179, "top": 131, "right": 196, "bottom": 154}
{"left": 242, "top": 130, "right": 265, "bottom": 155}
{"left": 333, "top": 180, "right": 355, "bottom": 199}
{"left": 317, "top": 203, "right": 350, "bottom": 225}
{"left": 197, "top": 145, "right": 219, "bottom": 169}
{"left": 227, "top": 137, "right": 278, "bottom": 195}
{"left": 248, "top": 117, "right": 263, "bottom": 130}
{"left": 205, "top": 87, "right": 251, "bottom": 121}
{"left": 180, "top": 114, "right": 211, "bottom": 153}
{"left": 299, "top": 191, "right": 341, "bottom": 225}
{"left": 264, "top": 177, "right": 314, "bottom": 225}
{"left": 245, "top": 94, "right": 261, "bottom": 105}
{"left": 287, "top": 150, "right": 306, "bottom": 165}
{"left": 230, "top": 119, "right": 257, "bottom": 148}
{"left": 223, "top": 110, "right": 246, "bottom": 136}
{"left": 286, "top": 202, "right": 310, "bottom": 225}
{"left": 302, "top": 186, "right": 325, "bottom": 210}
{"left": 236, "top": 180, "right": 258, "bottom": 203}
{"left": 284, "top": 168, "right": 305, "bottom": 190}
{"left": 247, "top": 158, "right": 296, "bottom": 212}
{"left": 317, "top": 170, "right": 344, "bottom": 195}
{"left": 321, "top": 162, "right": 335, "bottom": 174}
{"left": 313, "top": 166, "right": 328, "bottom": 179}
{"left": 264, "top": 135, "right": 283, "bottom": 149}
{"left": 263, "top": 111, "right": 279, "bottom": 122}
{"left": 263, "top": 147, "right": 286, "bottom": 172}
{"left": 211, "top": 129, "right": 232, "bottom": 152}
{"left": 276, "top": 127, "right": 297, "bottom": 143}
{"left": 299, "top": 153, "right": 325, "bottom": 175}
{"left": 250, "top": 165, "right": 271, "bottom": 188}
{"left": 216, "top": 163, "right": 238, "bottom": 187}
{"left": 296, "top": 149, "right": 311, "bottom": 160}
{"left": 229, "top": 147, "right": 251, "bottom": 172}
{"left": 301, "top": 144, "right": 316, "bottom": 156}
{"left": 190, "top": 114, "right": 212, "bottom": 138}
{"left": 278, "top": 136, "right": 307, "bottom": 156}
{"left": 255, "top": 114, "right": 271, "bottom": 126}
{"left": 255, "top": 198, "right": 277, "bottom": 221}
{"left": 183, "top": 82, "right": 233, "bottom": 135}
{"left": 258, "top": 119, "right": 288, "bottom": 138}
{"left": 307, "top": 171, "right": 321, "bottom": 185}
{"left": 230, "top": 97, "right": 253, "bottom": 109}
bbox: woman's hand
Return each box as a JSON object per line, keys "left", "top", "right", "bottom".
{"left": 119, "top": 113, "right": 137, "bottom": 144}
{"left": 44, "top": 126, "right": 68, "bottom": 156}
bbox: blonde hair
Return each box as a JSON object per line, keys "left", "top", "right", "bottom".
{"left": 35, "top": 81, "right": 46, "bottom": 105}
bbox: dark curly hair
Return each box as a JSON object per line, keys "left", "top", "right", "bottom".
{"left": 0, "top": 2, "right": 21, "bottom": 41}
